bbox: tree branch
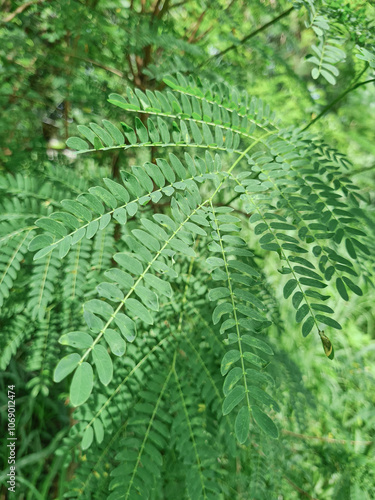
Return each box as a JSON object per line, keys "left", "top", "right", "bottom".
{"left": 67, "top": 54, "right": 125, "bottom": 78}
{"left": 283, "top": 476, "right": 319, "bottom": 500}
{"left": 302, "top": 65, "right": 374, "bottom": 130}
{"left": 200, "top": 6, "right": 294, "bottom": 67}
{"left": 188, "top": 11, "right": 206, "bottom": 43}
{"left": 2, "top": 0, "right": 45, "bottom": 23}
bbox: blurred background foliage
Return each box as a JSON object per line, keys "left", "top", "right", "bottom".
{"left": 0, "top": 0, "right": 374, "bottom": 498}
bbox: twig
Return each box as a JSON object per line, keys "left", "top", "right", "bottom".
{"left": 282, "top": 429, "right": 373, "bottom": 446}
{"left": 67, "top": 54, "right": 125, "bottom": 78}
{"left": 200, "top": 6, "right": 294, "bottom": 67}
{"left": 283, "top": 476, "right": 319, "bottom": 500}
{"left": 2, "top": 0, "right": 45, "bottom": 23}
{"left": 188, "top": 11, "right": 206, "bottom": 43}
{"left": 302, "top": 65, "right": 374, "bottom": 130}
{"left": 252, "top": 441, "right": 319, "bottom": 499}
{"left": 169, "top": 0, "right": 188, "bottom": 10}
{"left": 349, "top": 164, "right": 375, "bottom": 177}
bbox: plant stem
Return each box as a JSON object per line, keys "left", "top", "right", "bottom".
{"left": 201, "top": 7, "right": 294, "bottom": 67}
{"left": 302, "top": 65, "right": 374, "bottom": 130}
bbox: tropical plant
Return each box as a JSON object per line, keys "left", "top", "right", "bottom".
{"left": 1, "top": 1, "right": 374, "bottom": 499}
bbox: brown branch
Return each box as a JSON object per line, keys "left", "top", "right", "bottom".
{"left": 169, "top": 0, "right": 189, "bottom": 10}
{"left": 188, "top": 11, "right": 206, "bottom": 43}
{"left": 67, "top": 54, "right": 125, "bottom": 78}
{"left": 194, "top": 26, "right": 214, "bottom": 43}
{"left": 2, "top": 0, "right": 45, "bottom": 23}
{"left": 282, "top": 429, "right": 373, "bottom": 446}
{"left": 283, "top": 476, "right": 319, "bottom": 500}
{"left": 157, "top": 0, "right": 171, "bottom": 18}
{"left": 152, "top": 0, "right": 163, "bottom": 16}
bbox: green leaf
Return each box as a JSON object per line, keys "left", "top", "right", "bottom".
{"left": 86, "top": 220, "right": 99, "bottom": 239}
{"left": 70, "top": 362, "right": 94, "bottom": 407}
{"left": 58, "top": 235, "right": 72, "bottom": 259}
{"left": 105, "top": 268, "right": 134, "bottom": 289}
{"left": 252, "top": 405, "right": 278, "bottom": 439}
{"left": 84, "top": 311, "right": 104, "bottom": 332}
{"left": 121, "top": 122, "right": 137, "bottom": 144}
{"left": 59, "top": 332, "right": 94, "bottom": 349}
{"left": 242, "top": 351, "right": 265, "bottom": 368}
{"left": 321, "top": 69, "right": 336, "bottom": 85}
{"left": 222, "top": 385, "right": 246, "bottom": 415}
{"left": 35, "top": 218, "right": 67, "bottom": 238}
{"left": 126, "top": 298, "right": 154, "bottom": 325}
{"left": 61, "top": 200, "right": 92, "bottom": 222}
{"left": 169, "top": 238, "right": 196, "bottom": 257}
{"left": 208, "top": 287, "right": 231, "bottom": 301}
{"left": 66, "top": 137, "right": 90, "bottom": 151}
{"left": 302, "top": 316, "right": 315, "bottom": 337}
{"left": 92, "top": 345, "right": 113, "bottom": 386}
{"left": 89, "top": 186, "right": 117, "bottom": 209}
{"left": 221, "top": 350, "right": 241, "bottom": 376}
{"left": 132, "top": 229, "right": 160, "bottom": 251}
{"left": 335, "top": 277, "right": 349, "bottom": 301}
{"left": 102, "top": 120, "right": 124, "bottom": 145}
{"left": 241, "top": 335, "right": 273, "bottom": 355}
{"left": 135, "top": 117, "right": 149, "bottom": 143}
{"left": 81, "top": 426, "right": 94, "bottom": 450}
{"left": 115, "top": 313, "right": 137, "bottom": 342}
{"left": 104, "top": 329, "right": 126, "bottom": 357}
{"left": 90, "top": 123, "right": 113, "bottom": 147}
{"left": 114, "top": 253, "right": 143, "bottom": 275}
{"left": 235, "top": 407, "right": 250, "bottom": 444}
{"left": 223, "top": 367, "right": 243, "bottom": 396}
{"left": 343, "top": 276, "right": 362, "bottom": 296}
{"left": 97, "top": 282, "right": 124, "bottom": 301}
{"left": 315, "top": 315, "right": 342, "bottom": 330}
{"left": 212, "top": 302, "right": 232, "bottom": 325}
{"left": 29, "top": 234, "right": 53, "bottom": 252}
{"left": 77, "top": 125, "right": 97, "bottom": 145}
{"left": 249, "top": 386, "right": 280, "bottom": 411}
{"left": 103, "top": 178, "right": 129, "bottom": 203}
{"left": 189, "top": 120, "right": 202, "bottom": 144}
{"left": 53, "top": 353, "right": 81, "bottom": 383}
{"left": 283, "top": 279, "right": 298, "bottom": 299}
{"left": 144, "top": 273, "right": 172, "bottom": 298}
{"left": 85, "top": 299, "right": 114, "bottom": 319}
{"left": 93, "top": 419, "right": 104, "bottom": 444}
{"left": 296, "top": 304, "right": 309, "bottom": 323}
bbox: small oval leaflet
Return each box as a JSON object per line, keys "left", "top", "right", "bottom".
{"left": 70, "top": 362, "right": 94, "bottom": 407}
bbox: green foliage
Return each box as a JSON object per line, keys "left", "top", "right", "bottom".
{"left": 1, "top": 1, "right": 375, "bottom": 499}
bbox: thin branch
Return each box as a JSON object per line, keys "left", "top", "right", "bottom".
{"left": 201, "top": 6, "right": 294, "bottom": 67}
{"left": 282, "top": 429, "right": 373, "bottom": 446}
{"left": 283, "top": 476, "right": 319, "bottom": 500}
{"left": 302, "top": 65, "right": 374, "bottom": 130}
{"left": 252, "top": 442, "right": 319, "bottom": 500}
{"left": 168, "top": 0, "right": 188, "bottom": 10}
{"left": 188, "top": 11, "right": 206, "bottom": 43}
{"left": 194, "top": 26, "right": 214, "bottom": 43}
{"left": 157, "top": 0, "right": 171, "bottom": 18}
{"left": 67, "top": 54, "right": 125, "bottom": 78}
{"left": 349, "top": 164, "right": 375, "bottom": 177}
{"left": 2, "top": 0, "right": 45, "bottom": 23}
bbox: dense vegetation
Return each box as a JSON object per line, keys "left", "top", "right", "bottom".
{"left": 1, "top": 1, "right": 374, "bottom": 498}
